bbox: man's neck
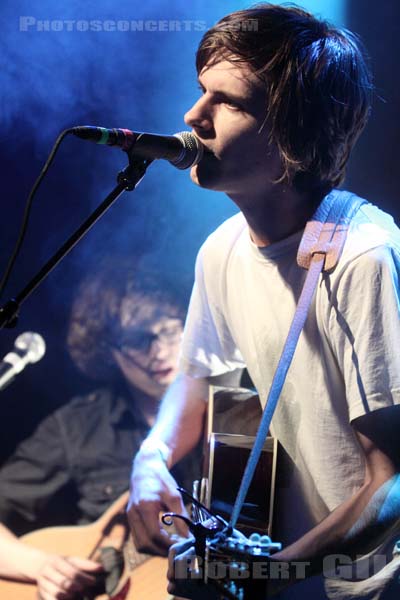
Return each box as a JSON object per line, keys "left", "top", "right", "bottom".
{"left": 229, "top": 185, "right": 319, "bottom": 247}
{"left": 128, "top": 385, "right": 160, "bottom": 427}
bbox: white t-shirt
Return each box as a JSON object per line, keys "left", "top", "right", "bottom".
{"left": 179, "top": 191, "right": 400, "bottom": 598}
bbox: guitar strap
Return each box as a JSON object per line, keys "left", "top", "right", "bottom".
{"left": 229, "top": 190, "right": 367, "bottom": 529}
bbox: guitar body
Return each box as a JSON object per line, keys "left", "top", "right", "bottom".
{"left": 189, "top": 387, "right": 280, "bottom": 599}
{"left": 204, "top": 387, "right": 277, "bottom": 537}
{"left": 0, "top": 492, "right": 172, "bottom": 600}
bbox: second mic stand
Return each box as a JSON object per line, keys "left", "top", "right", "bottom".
{"left": 0, "top": 156, "right": 152, "bottom": 329}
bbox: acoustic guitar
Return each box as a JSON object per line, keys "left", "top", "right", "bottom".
{"left": 0, "top": 491, "right": 173, "bottom": 600}
{"left": 201, "top": 386, "right": 277, "bottom": 537}
{"left": 187, "top": 387, "right": 280, "bottom": 600}
{"left": 0, "top": 388, "right": 275, "bottom": 600}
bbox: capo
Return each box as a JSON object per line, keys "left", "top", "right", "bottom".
{"left": 162, "top": 487, "right": 230, "bottom": 558}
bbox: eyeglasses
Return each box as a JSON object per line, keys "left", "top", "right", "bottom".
{"left": 113, "top": 323, "right": 183, "bottom": 355}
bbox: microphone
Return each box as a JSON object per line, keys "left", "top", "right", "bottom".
{"left": 72, "top": 126, "right": 204, "bottom": 170}
{"left": 0, "top": 332, "right": 46, "bottom": 392}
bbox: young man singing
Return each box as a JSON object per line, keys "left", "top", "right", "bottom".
{"left": 128, "top": 5, "right": 400, "bottom": 598}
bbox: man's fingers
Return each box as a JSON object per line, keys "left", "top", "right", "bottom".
{"left": 129, "top": 503, "right": 171, "bottom": 555}
{"left": 66, "top": 556, "right": 103, "bottom": 572}
{"left": 38, "top": 576, "right": 73, "bottom": 600}
{"left": 164, "top": 491, "right": 190, "bottom": 538}
{"left": 167, "top": 541, "right": 218, "bottom": 600}
{"left": 37, "top": 555, "right": 102, "bottom": 599}
{"left": 37, "top": 577, "right": 70, "bottom": 600}
{"left": 167, "top": 542, "right": 194, "bottom": 597}
{"left": 128, "top": 456, "right": 191, "bottom": 554}
{"left": 167, "top": 539, "right": 195, "bottom": 582}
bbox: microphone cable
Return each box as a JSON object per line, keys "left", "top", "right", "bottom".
{"left": 0, "top": 128, "right": 74, "bottom": 300}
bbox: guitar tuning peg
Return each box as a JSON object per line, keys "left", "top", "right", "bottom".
{"left": 259, "top": 535, "right": 272, "bottom": 546}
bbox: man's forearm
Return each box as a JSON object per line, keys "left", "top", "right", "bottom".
{"left": 0, "top": 524, "right": 46, "bottom": 581}
{"left": 144, "top": 373, "right": 209, "bottom": 466}
{"left": 165, "top": 479, "right": 400, "bottom": 599}
{"left": 273, "top": 474, "right": 400, "bottom": 575}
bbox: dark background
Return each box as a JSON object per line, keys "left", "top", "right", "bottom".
{"left": 0, "top": 1, "right": 399, "bottom": 462}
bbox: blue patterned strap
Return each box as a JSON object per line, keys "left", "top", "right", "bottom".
{"left": 230, "top": 191, "right": 366, "bottom": 529}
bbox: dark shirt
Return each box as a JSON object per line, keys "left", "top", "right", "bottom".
{"left": 0, "top": 386, "right": 199, "bottom": 535}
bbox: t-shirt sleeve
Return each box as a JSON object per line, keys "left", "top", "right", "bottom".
{"left": 327, "top": 245, "right": 400, "bottom": 422}
{"left": 0, "top": 412, "right": 70, "bottom": 533}
{"left": 179, "top": 245, "right": 246, "bottom": 378}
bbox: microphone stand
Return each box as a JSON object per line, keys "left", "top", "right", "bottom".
{"left": 0, "top": 156, "right": 152, "bottom": 329}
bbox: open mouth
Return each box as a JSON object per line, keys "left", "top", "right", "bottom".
{"left": 150, "top": 367, "right": 174, "bottom": 381}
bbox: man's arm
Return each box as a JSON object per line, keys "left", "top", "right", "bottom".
{"left": 167, "top": 406, "right": 400, "bottom": 599}
{"left": 0, "top": 411, "right": 104, "bottom": 598}
{"left": 127, "top": 373, "right": 208, "bottom": 555}
{"left": 0, "top": 523, "right": 103, "bottom": 599}
{"left": 0, "top": 522, "right": 45, "bottom": 581}
{"left": 272, "top": 245, "right": 400, "bottom": 584}
{"left": 271, "top": 405, "right": 400, "bottom": 576}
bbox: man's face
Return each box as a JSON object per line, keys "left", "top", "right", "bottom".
{"left": 184, "top": 59, "right": 282, "bottom": 200}
{"left": 111, "top": 298, "right": 183, "bottom": 399}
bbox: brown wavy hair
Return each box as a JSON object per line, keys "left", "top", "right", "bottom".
{"left": 196, "top": 3, "right": 373, "bottom": 196}
{"left": 67, "top": 258, "right": 187, "bottom": 381}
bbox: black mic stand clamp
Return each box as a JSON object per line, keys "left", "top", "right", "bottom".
{"left": 117, "top": 156, "right": 151, "bottom": 191}
{"left": 0, "top": 155, "right": 153, "bottom": 329}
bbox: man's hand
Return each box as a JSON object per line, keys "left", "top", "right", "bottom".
{"left": 167, "top": 535, "right": 291, "bottom": 599}
{"left": 167, "top": 538, "right": 219, "bottom": 600}
{"left": 127, "top": 448, "right": 190, "bottom": 555}
{"left": 36, "top": 554, "right": 103, "bottom": 600}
